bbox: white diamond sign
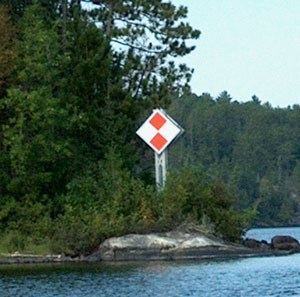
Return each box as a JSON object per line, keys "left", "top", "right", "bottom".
{"left": 136, "top": 109, "right": 183, "bottom": 154}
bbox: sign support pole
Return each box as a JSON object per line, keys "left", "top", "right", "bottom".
{"left": 155, "top": 149, "right": 168, "bottom": 192}
{"left": 136, "top": 108, "right": 183, "bottom": 193}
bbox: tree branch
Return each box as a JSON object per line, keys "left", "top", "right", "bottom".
{"left": 111, "top": 38, "right": 166, "bottom": 54}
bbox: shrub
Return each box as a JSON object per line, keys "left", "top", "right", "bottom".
{"left": 159, "top": 166, "right": 249, "bottom": 242}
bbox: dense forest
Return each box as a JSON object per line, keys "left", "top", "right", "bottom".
{"left": 169, "top": 92, "right": 300, "bottom": 227}
{"left": 0, "top": 0, "right": 297, "bottom": 256}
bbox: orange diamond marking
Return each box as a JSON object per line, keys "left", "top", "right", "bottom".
{"left": 150, "top": 112, "right": 166, "bottom": 130}
{"left": 150, "top": 133, "right": 167, "bottom": 151}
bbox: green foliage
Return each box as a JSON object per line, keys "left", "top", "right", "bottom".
{"left": 88, "top": 0, "right": 200, "bottom": 105}
{"left": 0, "top": 3, "right": 71, "bottom": 216}
{"left": 0, "top": 230, "right": 27, "bottom": 252}
{"left": 0, "top": 229, "right": 52, "bottom": 254}
{"left": 169, "top": 93, "right": 300, "bottom": 226}
{"left": 0, "top": 5, "right": 15, "bottom": 97}
{"left": 50, "top": 149, "right": 158, "bottom": 255}
{"left": 159, "top": 167, "right": 249, "bottom": 242}
{"left": 0, "top": 1, "right": 249, "bottom": 256}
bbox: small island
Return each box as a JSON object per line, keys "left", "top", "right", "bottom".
{"left": 1, "top": 224, "right": 299, "bottom": 264}
{"left": 1, "top": 0, "right": 300, "bottom": 266}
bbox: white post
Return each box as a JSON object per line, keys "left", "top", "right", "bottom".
{"left": 155, "top": 149, "right": 168, "bottom": 192}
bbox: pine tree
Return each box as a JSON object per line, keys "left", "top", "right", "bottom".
{"left": 0, "top": 5, "right": 15, "bottom": 97}
{"left": 86, "top": 0, "right": 200, "bottom": 106}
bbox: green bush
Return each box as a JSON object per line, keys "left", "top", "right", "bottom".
{"left": 50, "top": 149, "right": 158, "bottom": 255}
{"left": 159, "top": 166, "right": 250, "bottom": 242}
{"left": 1, "top": 230, "right": 26, "bottom": 252}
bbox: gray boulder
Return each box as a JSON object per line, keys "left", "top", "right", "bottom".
{"left": 98, "top": 231, "right": 225, "bottom": 261}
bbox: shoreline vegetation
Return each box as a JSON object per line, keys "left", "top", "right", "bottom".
{"left": 2, "top": 1, "right": 300, "bottom": 262}
{"left": 1, "top": 225, "right": 299, "bottom": 265}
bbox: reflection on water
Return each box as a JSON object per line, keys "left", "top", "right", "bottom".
{"left": 1, "top": 227, "right": 300, "bottom": 297}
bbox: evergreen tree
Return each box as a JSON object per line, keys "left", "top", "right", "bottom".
{"left": 87, "top": 0, "right": 200, "bottom": 106}
{"left": 0, "top": 3, "right": 71, "bottom": 222}
{"left": 169, "top": 93, "right": 300, "bottom": 226}
{"left": 0, "top": 1, "right": 252, "bottom": 254}
{"left": 0, "top": 5, "right": 15, "bottom": 98}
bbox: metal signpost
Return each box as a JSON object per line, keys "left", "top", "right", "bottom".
{"left": 136, "top": 108, "right": 183, "bottom": 191}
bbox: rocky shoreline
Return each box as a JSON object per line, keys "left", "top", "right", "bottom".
{"left": 1, "top": 226, "right": 299, "bottom": 265}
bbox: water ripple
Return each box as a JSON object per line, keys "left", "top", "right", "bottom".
{"left": 2, "top": 227, "right": 300, "bottom": 297}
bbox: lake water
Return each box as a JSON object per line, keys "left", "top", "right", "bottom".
{"left": 1, "top": 227, "right": 300, "bottom": 297}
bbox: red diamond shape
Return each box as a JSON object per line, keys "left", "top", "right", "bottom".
{"left": 150, "top": 133, "right": 167, "bottom": 151}
{"left": 150, "top": 112, "right": 166, "bottom": 130}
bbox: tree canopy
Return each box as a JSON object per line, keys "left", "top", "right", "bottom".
{"left": 1, "top": 0, "right": 293, "bottom": 256}
{"left": 169, "top": 93, "right": 300, "bottom": 226}
{"left": 1, "top": 0, "right": 244, "bottom": 255}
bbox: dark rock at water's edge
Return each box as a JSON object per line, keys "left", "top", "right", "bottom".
{"left": 244, "top": 235, "right": 300, "bottom": 253}
{"left": 243, "top": 238, "right": 270, "bottom": 249}
{"left": 271, "top": 235, "right": 300, "bottom": 251}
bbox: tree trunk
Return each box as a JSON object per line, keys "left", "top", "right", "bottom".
{"left": 61, "top": 0, "right": 68, "bottom": 51}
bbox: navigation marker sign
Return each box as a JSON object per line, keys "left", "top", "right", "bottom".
{"left": 136, "top": 109, "right": 183, "bottom": 191}
{"left": 136, "top": 109, "right": 182, "bottom": 154}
